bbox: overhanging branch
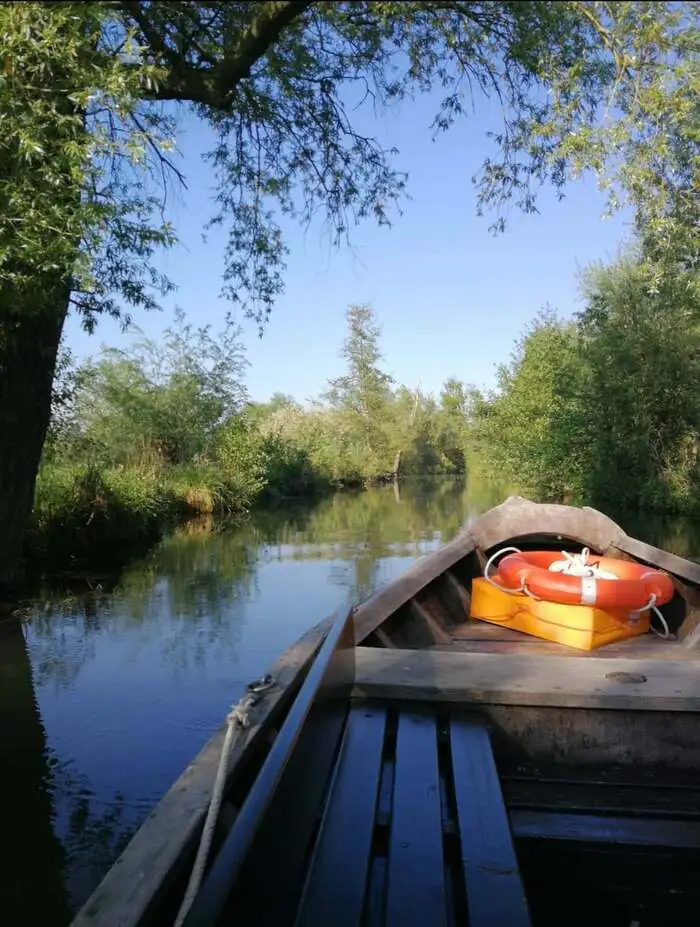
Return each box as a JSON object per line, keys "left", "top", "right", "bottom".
{"left": 121, "top": 1, "right": 316, "bottom": 109}
{"left": 215, "top": 1, "right": 315, "bottom": 105}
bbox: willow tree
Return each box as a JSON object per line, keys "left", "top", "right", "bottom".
{"left": 1, "top": 1, "right": 697, "bottom": 583}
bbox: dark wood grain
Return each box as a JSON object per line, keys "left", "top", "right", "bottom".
{"left": 511, "top": 809, "right": 700, "bottom": 849}
{"left": 502, "top": 775, "right": 700, "bottom": 819}
{"left": 386, "top": 709, "right": 447, "bottom": 927}
{"left": 449, "top": 718, "right": 531, "bottom": 927}
{"left": 296, "top": 704, "right": 387, "bottom": 927}
{"left": 409, "top": 598, "right": 452, "bottom": 644}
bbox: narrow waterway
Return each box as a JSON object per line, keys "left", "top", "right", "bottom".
{"left": 2, "top": 478, "right": 699, "bottom": 925}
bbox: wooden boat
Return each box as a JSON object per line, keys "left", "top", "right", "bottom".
{"left": 71, "top": 497, "right": 700, "bottom": 927}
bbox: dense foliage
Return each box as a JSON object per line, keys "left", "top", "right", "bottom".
{"left": 4, "top": 1, "right": 696, "bottom": 320}
{"left": 1, "top": 1, "right": 698, "bottom": 585}
{"left": 473, "top": 253, "right": 700, "bottom": 515}
{"left": 29, "top": 233, "right": 700, "bottom": 566}
{"left": 31, "top": 304, "right": 476, "bottom": 562}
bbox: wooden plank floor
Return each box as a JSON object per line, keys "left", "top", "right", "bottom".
{"left": 449, "top": 718, "right": 531, "bottom": 926}
{"left": 296, "top": 705, "right": 387, "bottom": 927}
{"left": 448, "top": 619, "right": 696, "bottom": 660}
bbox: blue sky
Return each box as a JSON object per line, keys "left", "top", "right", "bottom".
{"left": 64, "top": 89, "right": 632, "bottom": 403}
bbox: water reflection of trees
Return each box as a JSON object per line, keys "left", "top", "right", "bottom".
{"left": 254, "top": 475, "right": 498, "bottom": 551}
{"left": 29, "top": 476, "right": 500, "bottom": 624}
{"left": 25, "top": 478, "right": 700, "bottom": 681}
{"left": 24, "top": 517, "right": 258, "bottom": 689}
{"left": 50, "top": 757, "right": 138, "bottom": 916}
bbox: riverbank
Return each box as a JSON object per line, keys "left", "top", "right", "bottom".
{"left": 19, "top": 457, "right": 433, "bottom": 587}
{"left": 22, "top": 459, "right": 330, "bottom": 574}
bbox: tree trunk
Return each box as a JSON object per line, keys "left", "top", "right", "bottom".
{"left": 0, "top": 294, "right": 69, "bottom": 587}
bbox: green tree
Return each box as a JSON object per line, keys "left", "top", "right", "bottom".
{"left": 326, "top": 305, "right": 393, "bottom": 416}
{"left": 1, "top": 1, "right": 698, "bottom": 583}
{"left": 473, "top": 251, "right": 700, "bottom": 513}
{"left": 74, "top": 309, "right": 248, "bottom": 466}
{"left": 473, "top": 309, "right": 583, "bottom": 499}
{"left": 574, "top": 256, "right": 700, "bottom": 511}
{"left": 436, "top": 378, "right": 473, "bottom": 471}
{"left": 325, "top": 304, "right": 394, "bottom": 473}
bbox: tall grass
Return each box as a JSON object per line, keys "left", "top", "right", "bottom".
{"left": 27, "top": 460, "right": 261, "bottom": 564}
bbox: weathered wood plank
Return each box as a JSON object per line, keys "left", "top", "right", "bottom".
{"left": 352, "top": 532, "right": 476, "bottom": 643}
{"left": 409, "top": 598, "right": 452, "bottom": 644}
{"left": 386, "top": 709, "right": 447, "bottom": 927}
{"left": 437, "top": 636, "right": 693, "bottom": 660}
{"left": 613, "top": 534, "right": 700, "bottom": 586}
{"left": 352, "top": 647, "right": 700, "bottom": 711}
{"left": 502, "top": 776, "right": 700, "bottom": 819}
{"left": 680, "top": 616, "right": 700, "bottom": 650}
{"left": 449, "top": 718, "right": 531, "bottom": 927}
{"left": 296, "top": 705, "right": 386, "bottom": 927}
{"left": 451, "top": 621, "right": 531, "bottom": 642}
{"left": 474, "top": 546, "right": 488, "bottom": 573}
{"left": 71, "top": 617, "right": 334, "bottom": 927}
{"left": 434, "top": 640, "right": 584, "bottom": 657}
{"left": 483, "top": 704, "right": 700, "bottom": 770}
{"left": 510, "top": 810, "right": 700, "bottom": 849}
{"left": 470, "top": 496, "right": 624, "bottom": 553}
{"left": 372, "top": 628, "right": 396, "bottom": 649}
{"left": 443, "top": 570, "right": 471, "bottom": 620}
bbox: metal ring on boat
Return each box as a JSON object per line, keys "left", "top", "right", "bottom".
{"left": 496, "top": 550, "right": 675, "bottom": 610}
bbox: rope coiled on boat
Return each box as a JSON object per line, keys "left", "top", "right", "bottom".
{"left": 173, "top": 674, "right": 277, "bottom": 927}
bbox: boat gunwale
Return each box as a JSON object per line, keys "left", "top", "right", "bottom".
{"left": 354, "top": 496, "right": 700, "bottom": 645}
{"left": 70, "top": 615, "right": 335, "bottom": 927}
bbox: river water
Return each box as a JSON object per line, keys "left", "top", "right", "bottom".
{"left": 2, "top": 478, "right": 700, "bottom": 925}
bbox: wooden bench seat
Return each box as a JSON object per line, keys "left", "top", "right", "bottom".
{"left": 182, "top": 690, "right": 700, "bottom": 927}
{"left": 185, "top": 699, "right": 531, "bottom": 927}
{"left": 296, "top": 702, "right": 531, "bottom": 927}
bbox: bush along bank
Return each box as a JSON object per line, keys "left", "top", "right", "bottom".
{"left": 23, "top": 305, "right": 471, "bottom": 573}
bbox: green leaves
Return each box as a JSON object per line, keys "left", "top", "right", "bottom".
{"left": 66, "top": 308, "right": 249, "bottom": 467}
{"left": 0, "top": 2, "right": 174, "bottom": 321}
{"left": 2, "top": 1, "right": 697, "bottom": 328}
{"left": 474, "top": 251, "right": 700, "bottom": 513}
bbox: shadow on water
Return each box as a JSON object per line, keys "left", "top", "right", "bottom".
{"left": 0, "top": 621, "right": 71, "bottom": 927}
{"left": 2, "top": 476, "right": 700, "bottom": 925}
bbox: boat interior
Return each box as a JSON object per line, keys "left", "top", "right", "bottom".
{"left": 179, "top": 529, "right": 700, "bottom": 927}
{"left": 358, "top": 533, "right": 700, "bottom": 662}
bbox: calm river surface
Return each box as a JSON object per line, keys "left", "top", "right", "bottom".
{"left": 2, "top": 477, "right": 700, "bottom": 925}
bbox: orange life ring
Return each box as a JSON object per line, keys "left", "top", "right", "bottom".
{"left": 496, "top": 550, "right": 674, "bottom": 610}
